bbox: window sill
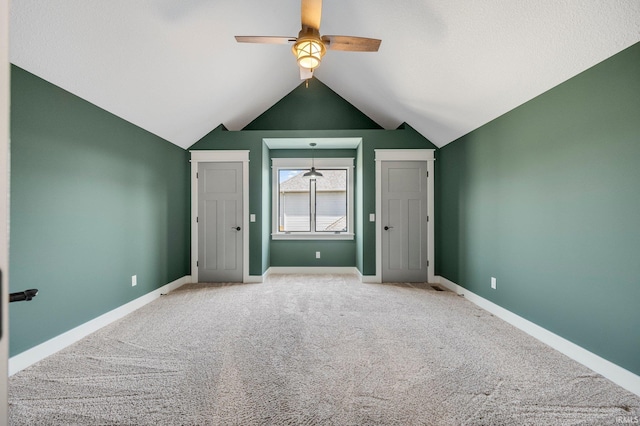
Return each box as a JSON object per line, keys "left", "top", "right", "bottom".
{"left": 271, "top": 233, "right": 355, "bottom": 241}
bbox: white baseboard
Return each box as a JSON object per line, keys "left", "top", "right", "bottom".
{"left": 9, "top": 275, "right": 191, "bottom": 376}
{"left": 435, "top": 275, "right": 640, "bottom": 397}
{"left": 267, "top": 266, "right": 358, "bottom": 275}
{"left": 356, "top": 269, "right": 380, "bottom": 283}
{"left": 227, "top": 268, "right": 360, "bottom": 284}
{"left": 249, "top": 267, "right": 378, "bottom": 282}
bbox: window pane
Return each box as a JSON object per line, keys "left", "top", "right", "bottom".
{"left": 315, "top": 169, "right": 347, "bottom": 232}
{"left": 278, "top": 169, "right": 310, "bottom": 232}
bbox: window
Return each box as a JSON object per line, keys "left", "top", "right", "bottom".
{"left": 272, "top": 158, "right": 354, "bottom": 240}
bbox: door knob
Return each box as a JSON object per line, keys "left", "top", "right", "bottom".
{"left": 384, "top": 226, "right": 393, "bottom": 231}
{"left": 232, "top": 226, "right": 241, "bottom": 231}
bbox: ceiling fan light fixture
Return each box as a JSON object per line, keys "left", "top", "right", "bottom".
{"left": 293, "top": 37, "right": 325, "bottom": 70}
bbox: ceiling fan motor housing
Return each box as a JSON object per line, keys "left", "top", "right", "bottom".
{"left": 293, "top": 27, "right": 326, "bottom": 69}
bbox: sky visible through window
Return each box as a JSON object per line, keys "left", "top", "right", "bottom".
{"left": 279, "top": 169, "right": 303, "bottom": 183}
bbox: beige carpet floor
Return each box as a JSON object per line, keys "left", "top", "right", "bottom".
{"left": 9, "top": 274, "right": 640, "bottom": 425}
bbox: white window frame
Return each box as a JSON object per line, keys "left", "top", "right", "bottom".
{"left": 272, "top": 157, "right": 354, "bottom": 240}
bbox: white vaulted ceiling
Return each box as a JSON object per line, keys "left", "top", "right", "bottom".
{"left": 9, "top": 1, "right": 640, "bottom": 149}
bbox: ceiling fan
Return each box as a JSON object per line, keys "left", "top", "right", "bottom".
{"left": 235, "top": 0, "right": 381, "bottom": 80}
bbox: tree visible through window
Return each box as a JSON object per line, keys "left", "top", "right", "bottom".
{"left": 278, "top": 169, "right": 347, "bottom": 233}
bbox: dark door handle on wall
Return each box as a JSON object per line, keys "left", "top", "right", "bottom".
{"left": 9, "top": 289, "right": 39, "bottom": 303}
{"left": 384, "top": 226, "right": 393, "bottom": 231}
{"left": 232, "top": 226, "right": 241, "bottom": 231}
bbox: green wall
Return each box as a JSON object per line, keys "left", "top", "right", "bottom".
{"left": 189, "top": 127, "right": 268, "bottom": 275}
{"left": 269, "top": 149, "right": 357, "bottom": 267}
{"left": 356, "top": 125, "right": 438, "bottom": 275}
{"left": 261, "top": 143, "right": 271, "bottom": 272}
{"left": 435, "top": 42, "right": 640, "bottom": 375}
{"left": 243, "top": 78, "right": 382, "bottom": 131}
{"left": 190, "top": 79, "right": 436, "bottom": 276}
{"left": 355, "top": 142, "right": 364, "bottom": 271}
{"left": 10, "top": 66, "right": 190, "bottom": 356}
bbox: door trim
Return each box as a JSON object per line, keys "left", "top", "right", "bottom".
{"left": 375, "top": 149, "right": 435, "bottom": 283}
{"left": 190, "top": 150, "right": 250, "bottom": 283}
{"left": 0, "top": 0, "right": 9, "bottom": 417}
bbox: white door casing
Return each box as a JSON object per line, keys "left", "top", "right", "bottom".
{"left": 0, "top": 0, "right": 9, "bottom": 419}
{"left": 190, "top": 151, "right": 249, "bottom": 283}
{"left": 0, "top": 0, "right": 11, "bottom": 418}
{"left": 375, "top": 149, "right": 435, "bottom": 283}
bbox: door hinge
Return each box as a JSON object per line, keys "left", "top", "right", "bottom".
{"left": 196, "top": 261, "right": 199, "bottom": 267}
{"left": 427, "top": 260, "right": 430, "bottom": 267}
{"left": 427, "top": 216, "right": 429, "bottom": 222}
{"left": 196, "top": 172, "right": 199, "bottom": 179}
{"left": 427, "top": 171, "right": 429, "bottom": 178}
{"left": 196, "top": 217, "right": 199, "bottom": 223}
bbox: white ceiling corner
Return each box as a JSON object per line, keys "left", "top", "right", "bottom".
{"left": 9, "top": 0, "right": 640, "bottom": 149}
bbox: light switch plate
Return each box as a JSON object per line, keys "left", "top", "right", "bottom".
{"left": 369, "top": 213, "right": 375, "bottom": 222}
{"left": 250, "top": 214, "right": 256, "bottom": 222}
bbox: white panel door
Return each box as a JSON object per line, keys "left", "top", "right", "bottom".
{"left": 381, "top": 161, "right": 428, "bottom": 282}
{"left": 198, "top": 162, "right": 243, "bottom": 282}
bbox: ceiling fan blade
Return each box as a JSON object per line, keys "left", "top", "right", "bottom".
{"left": 301, "top": 0, "right": 322, "bottom": 31}
{"left": 322, "top": 35, "right": 381, "bottom": 52}
{"left": 299, "top": 66, "right": 313, "bottom": 80}
{"left": 235, "top": 36, "right": 295, "bottom": 45}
